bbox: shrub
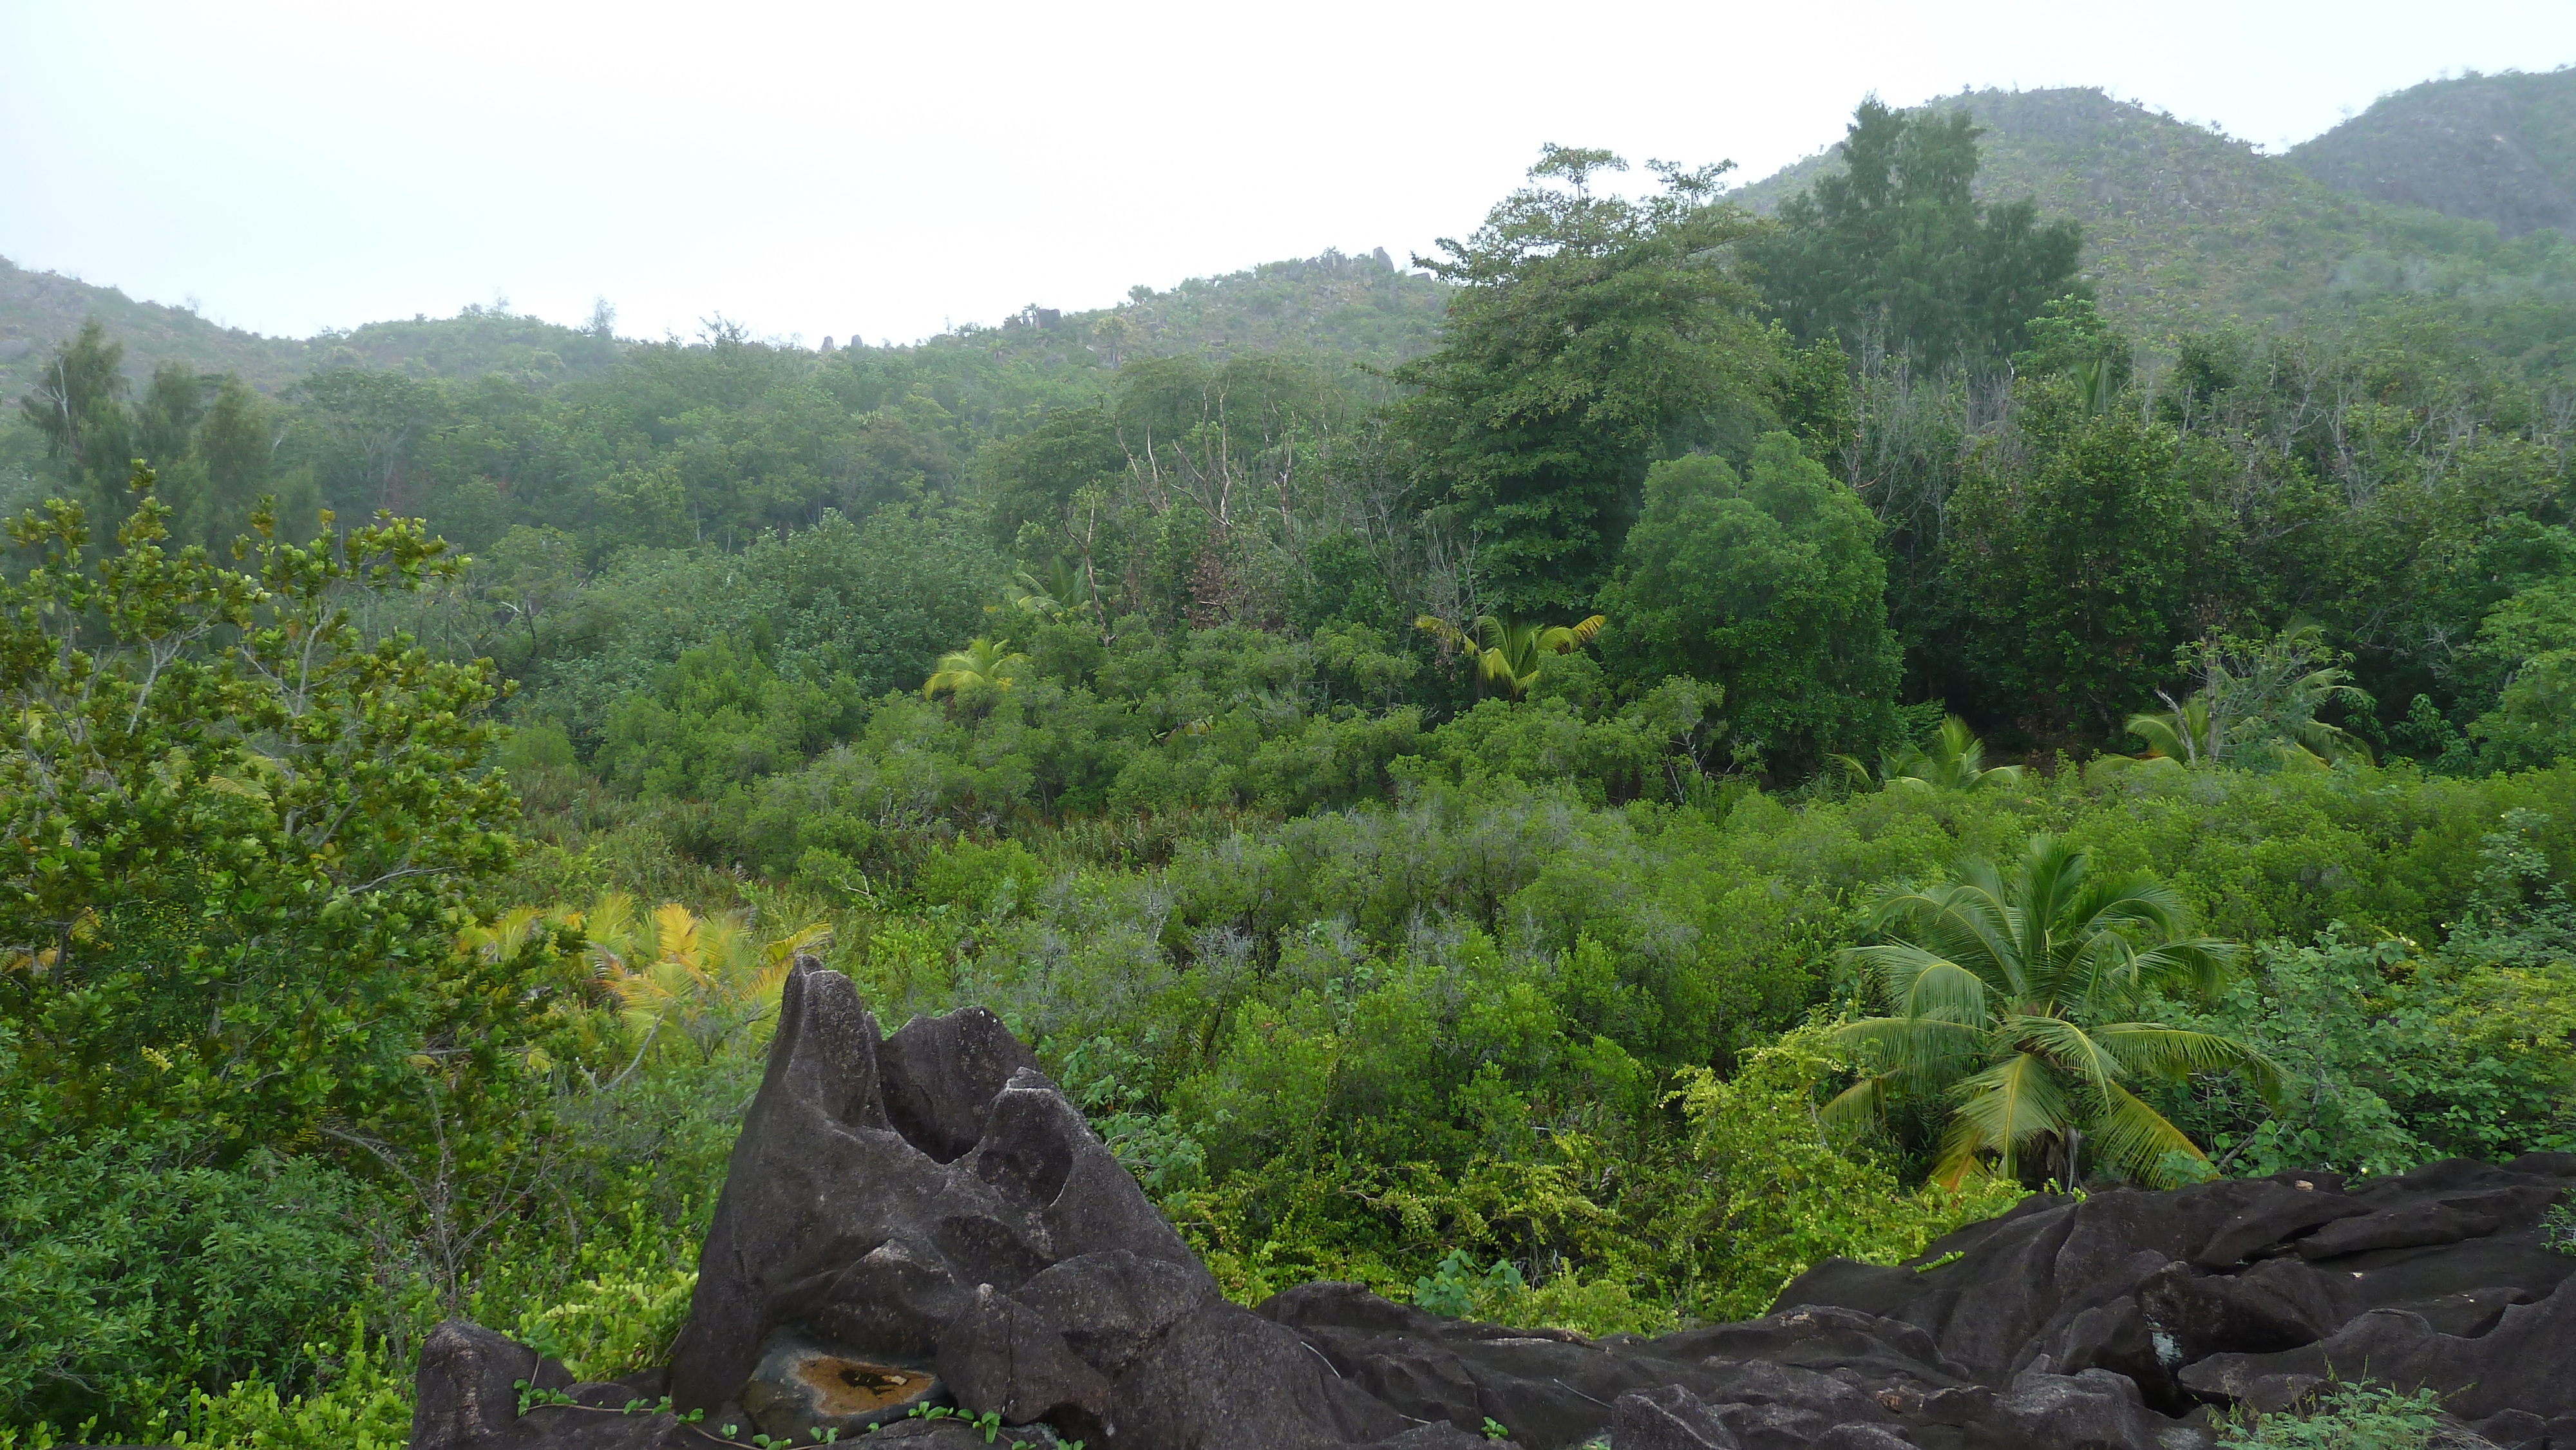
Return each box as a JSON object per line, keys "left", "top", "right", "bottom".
{"left": 1662, "top": 1024, "right": 2025, "bottom": 1321}
{"left": 2217, "top": 1380, "right": 2447, "bottom": 1450}
{"left": 0, "top": 1130, "right": 375, "bottom": 1431}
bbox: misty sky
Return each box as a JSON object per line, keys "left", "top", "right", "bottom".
{"left": 6, "top": 1, "right": 2575, "bottom": 348}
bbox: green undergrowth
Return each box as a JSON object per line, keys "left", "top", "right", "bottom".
{"left": 2217, "top": 1380, "right": 2450, "bottom": 1450}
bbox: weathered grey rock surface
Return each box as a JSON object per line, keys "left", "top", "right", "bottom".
{"left": 412, "top": 960, "right": 2576, "bottom": 1450}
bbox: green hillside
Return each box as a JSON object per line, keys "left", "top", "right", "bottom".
{"left": 0, "top": 245, "right": 1450, "bottom": 411}
{"left": 0, "top": 256, "right": 312, "bottom": 398}
{"left": 2290, "top": 68, "right": 2576, "bottom": 238}
{"left": 1730, "top": 86, "right": 2576, "bottom": 356}
{"left": 949, "top": 246, "right": 1450, "bottom": 370}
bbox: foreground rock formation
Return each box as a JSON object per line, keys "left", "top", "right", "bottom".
{"left": 414, "top": 961, "right": 2576, "bottom": 1450}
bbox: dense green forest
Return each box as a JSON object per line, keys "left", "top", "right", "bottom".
{"left": 3, "top": 88, "right": 2573, "bottom": 1450}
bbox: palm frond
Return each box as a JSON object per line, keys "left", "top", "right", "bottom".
{"left": 2119, "top": 936, "right": 2242, "bottom": 1002}
{"left": 1897, "top": 957, "right": 1994, "bottom": 1025}
{"left": 1827, "top": 1015, "right": 1987, "bottom": 1086}
{"left": 1820, "top": 1073, "right": 1893, "bottom": 1131}
{"left": 2067, "top": 869, "right": 2190, "bottom": 935}
{"left": 2126, "top": 712, "right": 2189, "bottom": 762}
{"left": 1839, "top": 941, "right": 1998, "bottom": 1019}
{"left": 924, "top": 637, "right": 1028, "bottom": 698}
{"left": 2091, "top": 1024, "right": 2281, "bottom": 1100}
{"left": 2002, "top": 1014, "right": 2123, "bottom": 1100}
{"left": 1414, "top": 614, "right": 1470, "bottom": 654}
{"left": 1556, "top": 614, "right": 1607, "bottom": 648}
{"left": 1949, "top": 1052, "right": 2072, "bottom": 1182}
{"left": 1929, "top": 1111, "right": 1993, "bottom": 1189}
{"left": 583, "top": 892, "right": 643, "bottom": 981}
{"left": 2085, "top": 1081, "right": 2207, "bottom": 1184}
{"left": 2012, "top": 836, "right": 2090, "bottom": 972}
{"left": 1868, "top": 881, "right": 2019, "bottom": 987}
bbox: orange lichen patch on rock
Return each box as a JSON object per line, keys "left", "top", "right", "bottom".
{"left": 795, "top": 1357, "right": 934, "bottom": 1416}
{"left": 739, "top": 1335, "right": 946, "bottom": 1439}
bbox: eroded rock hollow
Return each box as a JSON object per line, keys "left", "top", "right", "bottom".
{"left": 413, "top": 961, "right": 2576, "bottom": 1450}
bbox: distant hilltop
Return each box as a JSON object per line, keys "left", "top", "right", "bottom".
{"left": 15, "top": 68, "right": 2576, "bottom": 393}
{"left": 1727, "top": 75, "right": 2576, "bottom": 343}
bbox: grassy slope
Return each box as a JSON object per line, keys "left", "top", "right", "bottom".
{"left": 2290, "top": 68, "right": 2576, "bottom": 238}
{"left": 1727, "top": 86, "right": 2576, "bottom": 350}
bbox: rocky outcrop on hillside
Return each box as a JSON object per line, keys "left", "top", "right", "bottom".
{"left": 411, "top": 959, "right": 2576, "bottom": 1450}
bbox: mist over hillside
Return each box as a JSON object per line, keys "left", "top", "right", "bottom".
{"left": 0, "top": 255, "right": 312, "bottom": 397}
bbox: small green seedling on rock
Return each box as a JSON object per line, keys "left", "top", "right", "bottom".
{"left": 2544, "top": 1196, "right": 2576, "bottom": 1257}
{"left": 513, "top": 1381, "right": 580, "bottom": 1413}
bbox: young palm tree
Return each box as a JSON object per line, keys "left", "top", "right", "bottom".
{"left": 2127, "top": 623, "right": 2373, "bottom": 771}
{"left": 1839, "top": 715, "right": 2023, "bottom": 794}
{"left": 585, "top": 894, "right": 831, "bottom": 1077}
{"left": 1826, "top": 835, "right": 2275, "bottom": 1187}
{"left": 1002, "top": 557, "right": 1092, "bottom": 623}
{"left": 1414, "top": 613, "right": 1605, "bottom": 697}
{"left": 923, "top": 637, "right": 1029, "bottom": 699}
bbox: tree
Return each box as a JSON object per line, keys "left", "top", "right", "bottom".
{"left": 1005, "top": 557, "right": 1095, "bottom": 626}
{"left": 18, "top": 319, "right": 134, "bottom": 517}
{"left": 2014, "top": 296, "right": 2134, "bottom": 406}
{"left": 575, "top": 894, "right": 831, "bottom": 1071}
{"left": 1827, "top": 836, "right": 2274, "bottom": 1187}
{"left": 1753, "top": 99, "right": 2086, "bottom": 367}
{"left": 134, "top": 361, "right": 210, "bottom": 468}
{"left": 1939, "top": 387, "right": 2190, "bottom": 740}
{"left": 193, "top": 373, "right": 316, "bottom": 549}
{"left": 1414, "top": 613, "right": 1604, "bottom": 698}
{"left": 478, "top": 524, "right": 588, "bottom": 648}
{"left": 1839, "top": 715, "right": 2022, "bottom": 793}
{"left": 1388, "top": 146, "right": 1779, "bottom": 617}
{"left": 0, "top": 465, "right": 540, "bottom": 1148}
{"left": 923, "top": 637, "right": 1028, "bottom": 699}
{"left": 1600, "top": 432, "right": 1900, "bottom": 773}
{"left": 2123, "top": 623, "right": 2374, "bottom": 771}
{"left": 296, "top": 366, "right": 445, "bottom": 514}
{"left": 2467, "top": 578, "right": 2576, "bottom": 770}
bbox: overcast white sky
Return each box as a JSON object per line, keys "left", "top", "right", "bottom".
{"left": 6, "top": 1, "right": 2575, "bottom": 348}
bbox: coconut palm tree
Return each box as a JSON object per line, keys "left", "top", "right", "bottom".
{"left": 1003, "top": 557, "right": 1092, "bottom": 623}
{"left": 923, "top": 637, "right": 1028, "bottom": 699}
{"left": 2126, "top": 623, "right": 2373, "bottom": 771}
{"left": 1415, "top": 613, "right": 1605, "bottom": 697}
{"left": 1826, "top": 835, "right": 2275, "bottom": 1187}
{"left": 1839, "top": 715, "right": 2023, "bottom": 794}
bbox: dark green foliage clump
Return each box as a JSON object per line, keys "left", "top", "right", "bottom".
{"left": 0, "top": 1129, "right": 373, "bottom": 1430}
{"left": 1751, "top": 99, "right": 2085, "bottom": 367}
{"left": 1602, "top": 432, "right": 1900, "bottom": 773}
{"left": 1388, "top": 147, "right": 1779, "bottom": 617}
